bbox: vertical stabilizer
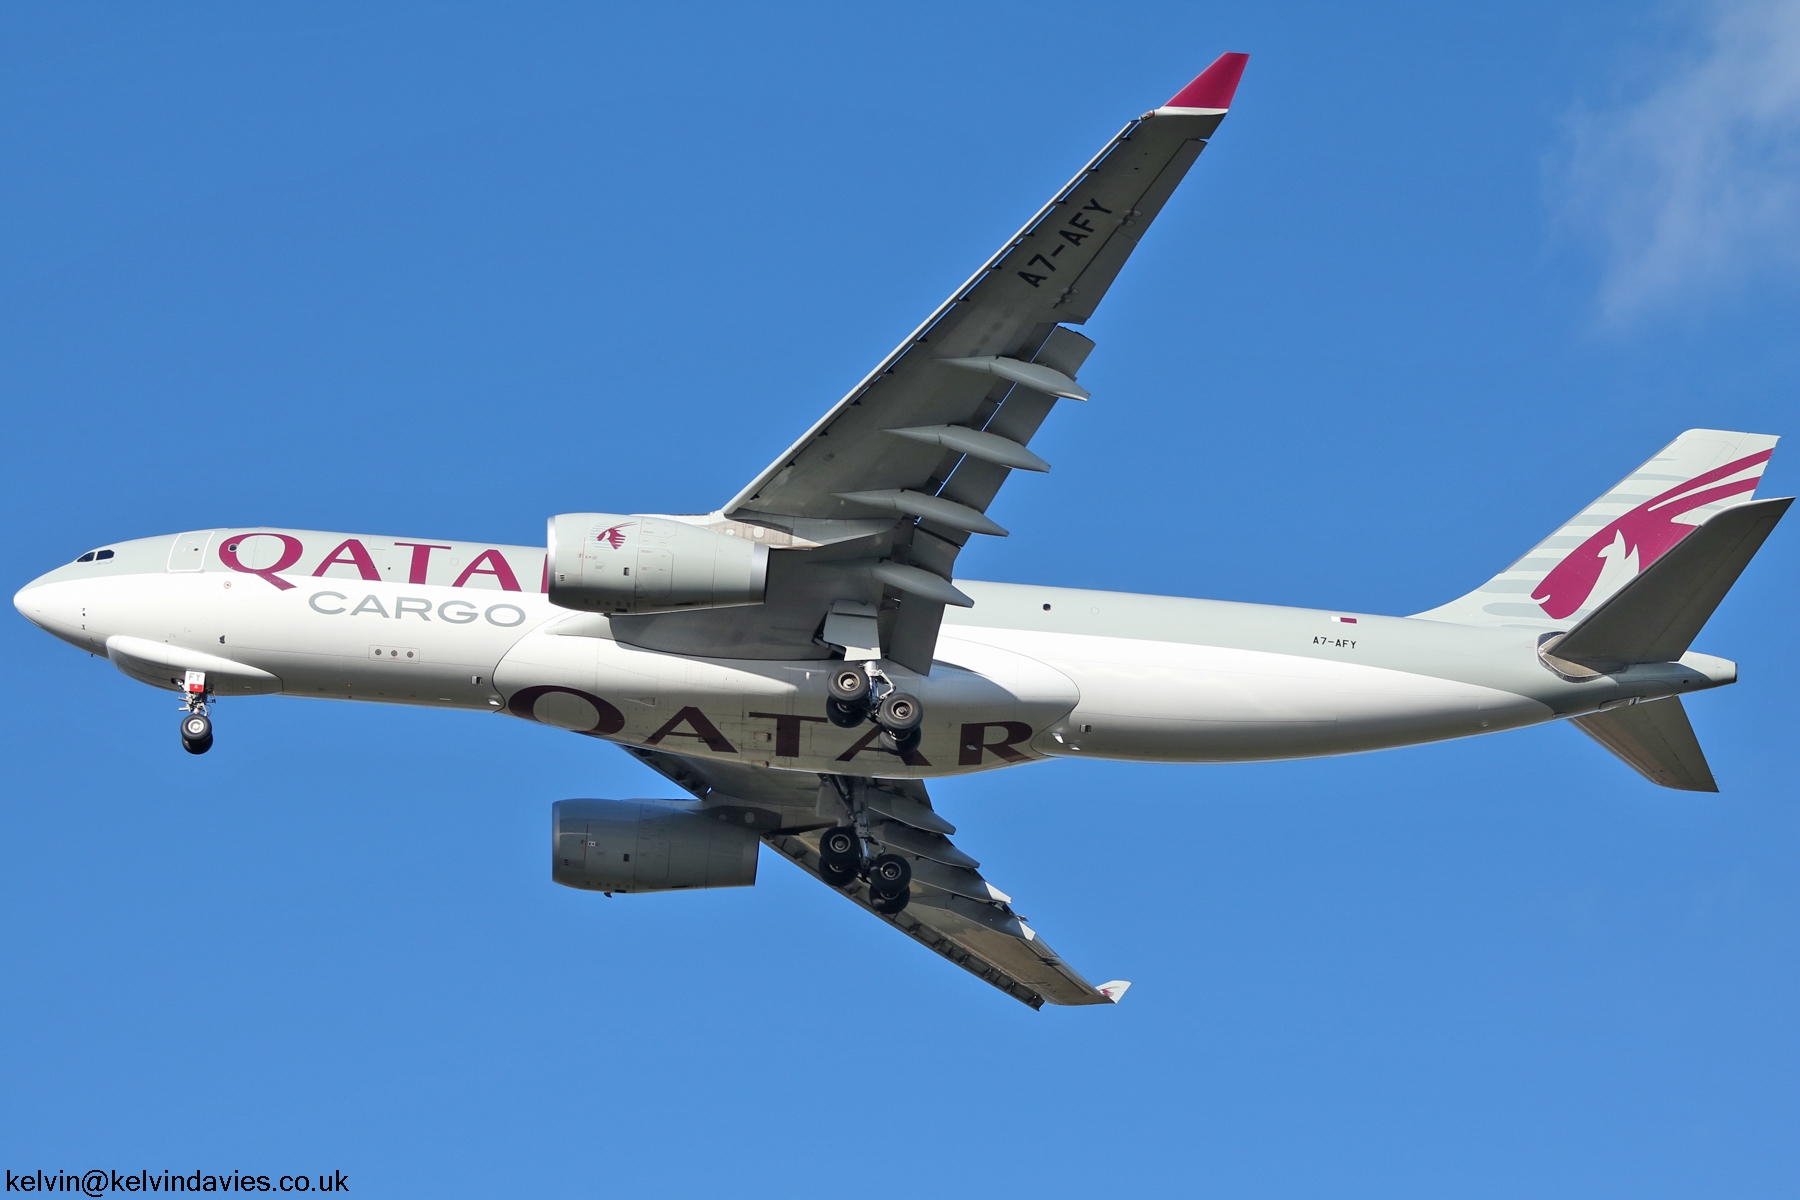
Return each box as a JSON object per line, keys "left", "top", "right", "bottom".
{"left": 1415, "top": 430, "right": 1779, "bottom": 629}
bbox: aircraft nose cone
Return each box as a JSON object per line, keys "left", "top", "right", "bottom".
{"left": 14, "top": 577, "right": 92, "bottom": 650}
{"left": 14, "top": 582, "right": 47, "bottom": 629}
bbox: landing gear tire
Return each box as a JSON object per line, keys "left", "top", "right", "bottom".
{"left": 877, "top": 692, "right": 922, "bottom": 733}
{"left": 180, "top": 713, "right": 213, "bottom": 753}
{"left": 870, "top": 886, "right": 911, "bottom": 915}
{"left": 820, "top": 859, "right": 858, "bottom": 888}
{"left": 877, "top": 727, "right": 921, "bottom": 756}
{"left": 827, "top": 664, "right": 871, "bottom": 705}
{"left": 819, "top": 827, "right": 862, "bottom": 874}
{"left": 825, "top": 696, "right": 867, "bottom": 728}
{"left": 868, "top": 853, "right": 912, "bottom": 898}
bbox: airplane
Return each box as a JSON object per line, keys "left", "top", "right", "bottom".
{"left": 13, "top": 52, "right": 1791, "bottom": 1009}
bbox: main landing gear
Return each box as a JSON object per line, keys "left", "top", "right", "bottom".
{"left": 817, "top": 825, "right": 913, "bottom": 915}
{"left": 825, "top": 665, "right": 869, "bottom": 728}
{"left": 824, "top": 662, "right": 923, "bottom": 756}
{"left": 179, "top": 670, "right": 214, "bottom": 755}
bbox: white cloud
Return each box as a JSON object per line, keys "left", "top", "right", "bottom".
{"left": 1556, "top": 0, "right": 1800, "bottom": 323}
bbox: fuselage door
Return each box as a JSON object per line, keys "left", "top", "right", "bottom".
{"left": 166, "top": 531, "right": 215, "bottom": 573}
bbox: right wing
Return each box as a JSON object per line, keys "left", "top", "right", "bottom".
{"left": 768, "top": 776, "right": 1128, "bottom": 1011}
{"left": 608, "top": 54, "right": 1250, "bottom": 672}
{"left": 624, "top": 746, "right": 1128, "bottom": 1009}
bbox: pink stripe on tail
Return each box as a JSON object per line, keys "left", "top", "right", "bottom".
{"left": 1532, "top": 449, "right": 1772, "bottom": 620}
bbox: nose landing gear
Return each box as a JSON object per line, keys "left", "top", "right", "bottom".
{"left": 180, "top": 712, "right": 213, "bottom": 752}
{"left": 179, "top": 670, "right": 214, "bottom": 755}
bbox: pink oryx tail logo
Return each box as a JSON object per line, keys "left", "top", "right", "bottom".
{"left": 594, "top": 523, "right": 634, "bottom": 550}
{"left": 1532, "top": 449, "right": 1772, "bottom": 619}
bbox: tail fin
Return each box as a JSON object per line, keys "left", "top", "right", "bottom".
{"left": 1415, "top": 429, "right": 1781, "bottom": 628}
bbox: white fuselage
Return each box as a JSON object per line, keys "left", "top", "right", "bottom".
{"left": 15, "top": 528, "right": 1737, "bottom": 778}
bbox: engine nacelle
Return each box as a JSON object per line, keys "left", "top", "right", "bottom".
{"left": 551, "top": 799, "right": 759, "bottom": 893}
{"left": 547, "top": 513, "right": 768, "bottom": 615}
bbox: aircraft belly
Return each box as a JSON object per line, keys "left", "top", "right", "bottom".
{"left": 493, "top": 628, "right": 1080, "bottom": 777}
{"left": 954, "top": 629, "right": 1551, "bottom": 762}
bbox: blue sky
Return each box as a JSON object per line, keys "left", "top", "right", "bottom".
{"left": 2, "top": 3, "right": 1796, "bottom": 1196}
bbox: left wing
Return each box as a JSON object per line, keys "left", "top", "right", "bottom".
{"left": 623, "top": 746, "right": 1128, "bottom": 1009}
{"left": 723, "top": 53, "right": 1251, "bottom": 522}
{"left": 608, "top": 54, "right": 1249, "bottom": 672}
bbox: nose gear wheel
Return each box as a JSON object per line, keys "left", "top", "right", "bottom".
{"left": 178, "top": 670, "right": 214, "bottom": 754}
{"left": 180, "top": 712, "right": 213, "bottom": 755}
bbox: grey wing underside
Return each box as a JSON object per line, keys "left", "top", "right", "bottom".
{"left": 608, "top": 104, "right": 1231, "bottom": 673}
{"left": 622, "top": 745, "right": 1126, "bottom": 1009}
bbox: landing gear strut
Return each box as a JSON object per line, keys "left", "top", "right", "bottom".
{"left": 179, "top": 670, "right": 214, "bottom": 755}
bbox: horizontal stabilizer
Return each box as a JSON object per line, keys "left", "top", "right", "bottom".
{"left": 1552, "top": 497, "right": 1791, "bottom": 670}
{"left": 1573, "top": 697, "right": 1718, "bottom": 792}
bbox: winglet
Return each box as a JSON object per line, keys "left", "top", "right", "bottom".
{"left": 1162, "top": 52, "right": 1249, "bottom": 112}
{"left": 1097, "top": 980, "right": 1132, "bottom": 1003}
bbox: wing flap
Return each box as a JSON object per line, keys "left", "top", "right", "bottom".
{"left": 870, "top": 819, "right": 980, "bottom": 869}
{"left": 906, "top": 855, "right": 1010, "bottom": 903}
{"left": 861, "top": 786, "right": 956, "bottom": 835}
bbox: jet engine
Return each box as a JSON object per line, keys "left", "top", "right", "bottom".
{"left": 547, "top": 513, "right": 768, "bottom": 615}
{"left": 551, "top": 799, "right": 759, "bottom": 893}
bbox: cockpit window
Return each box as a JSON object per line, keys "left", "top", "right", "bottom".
{"left": 76, "top": 552, "right": 95, "bottom": 563}
{"left": 96, "top": 549, "right": 114, "bottom": 560}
